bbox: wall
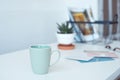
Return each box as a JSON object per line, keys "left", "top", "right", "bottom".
{"left": 0, "top": 0, "right": 98, "bottom": 54}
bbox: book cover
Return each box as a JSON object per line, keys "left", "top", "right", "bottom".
{"left": 68, "top": 8, "right": 85, "bottom": 42}
{"left": 68, "top": 7, "right": 99, "bottom": 42}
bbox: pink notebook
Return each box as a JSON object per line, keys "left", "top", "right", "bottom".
{"left": 87, "top": 52, "right": 118, "bottom": 58}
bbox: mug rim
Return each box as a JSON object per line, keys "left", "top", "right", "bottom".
{"left": 30, "top": 44, "right": 51, "bottom": 49}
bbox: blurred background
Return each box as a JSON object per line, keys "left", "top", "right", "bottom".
{"left": 0, "top": 0, "right": 119, "bottom": 54}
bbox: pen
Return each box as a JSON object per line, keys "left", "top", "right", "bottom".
{"left": 84, "top": 50, "right": 109, "bottom": 53}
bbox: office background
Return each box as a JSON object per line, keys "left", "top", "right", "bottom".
{"left": 0, "top": 0, "right": 98, "bottom": 54}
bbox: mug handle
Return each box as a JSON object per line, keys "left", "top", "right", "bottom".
{"left": 50, "top": 50, "right": 61, "bottom": 66}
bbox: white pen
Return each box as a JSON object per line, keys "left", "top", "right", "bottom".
{"left": 84, "top": 50, "right": 109, "bottom": 53}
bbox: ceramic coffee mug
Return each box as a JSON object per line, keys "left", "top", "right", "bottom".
{"left": 30, "top": 45, "right": 60, "bottom": 74}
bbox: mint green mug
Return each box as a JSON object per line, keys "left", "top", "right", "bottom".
{"left": 30, "top": 45, "right": 60, "bottom": 75}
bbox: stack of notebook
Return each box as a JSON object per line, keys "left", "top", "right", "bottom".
{"left": 66, "top": 51, "right": 119, "bottom": 63}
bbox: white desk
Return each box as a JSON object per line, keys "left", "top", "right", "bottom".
{"left": 0, "top": 41, "right": 120, "bottom": 80}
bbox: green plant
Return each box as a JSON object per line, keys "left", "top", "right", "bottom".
{"left": 57, "top": 22, "right": 73, "bottom": 34}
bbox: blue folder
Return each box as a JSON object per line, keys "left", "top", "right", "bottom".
{"left": 67, "top": 57, "right": 114, "bottom": 63}
{"left": 77, "top": 57, "right": 114, "bottom": 63}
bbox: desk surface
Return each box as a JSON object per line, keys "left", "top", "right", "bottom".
{"left": 0, "top": 41, "right": 120, "bottom": 80}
